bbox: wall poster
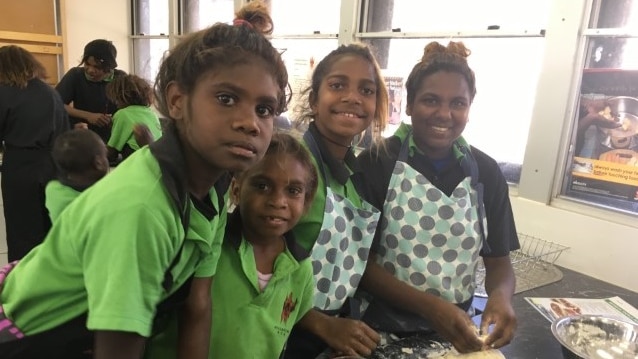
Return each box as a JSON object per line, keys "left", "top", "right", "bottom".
{"left": 568, "top": 69, "right": 638, "bottom": 206}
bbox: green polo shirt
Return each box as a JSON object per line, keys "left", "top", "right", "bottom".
{"left": 0, "top": 129, "right": 227, "bottom": 338}
{"left": 44, "top": 179, "right": 81, "bottom": 222}
{"left": 210, "top": 211, "right": 313, "bottom": 358}
{"left": 107, "top": 105, "right": 162, "bottom": 151}
{"left": 143, "top": 211, "right": 313, "bottom": 359}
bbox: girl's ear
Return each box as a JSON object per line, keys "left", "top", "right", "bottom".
{"left": 166, "top": 81, "right": 185, "bottom": 120}
{"left": 406, "top": 103, "right": 412, "bottom": 117}
{"left": 93, "top": 154, "right": 109, "bottom": 175}
{"left": 230, "top": 176, "right": 241, "bottom": 206}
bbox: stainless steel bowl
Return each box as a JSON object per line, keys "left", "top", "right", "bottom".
{"left": 608, "top": 96, "right": 638, "bottom": 117}
{"left": 551, "top": 315, "right": 638, "bottom": 359}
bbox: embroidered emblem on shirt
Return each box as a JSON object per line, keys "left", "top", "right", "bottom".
{"left": 281, "top": 292, "right": 298, "bottom": 323}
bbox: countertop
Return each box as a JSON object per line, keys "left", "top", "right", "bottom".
{"left": 474, "top": 266, "right": 638, "bottom": 359}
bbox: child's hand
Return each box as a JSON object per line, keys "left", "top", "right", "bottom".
{"left": 86, "top": 112, "right": 112, "bottom": 127}
{"left": 323, "top": 317, "right": 379, "bottom": 357}
{"left": 133, "top": 124, "right": 154, "bottom": 147}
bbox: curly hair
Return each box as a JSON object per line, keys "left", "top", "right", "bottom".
{"left": 153, "top": 0, "right": 289, "bottom": 120}
{"left": 405, "top": 41, "right": 477, "bottom": 107}
{"left": 106, "top": 74, "right": 153, "bottom": 108}
{"left": 0, "top": 45, "right": 47, "bottom": 88}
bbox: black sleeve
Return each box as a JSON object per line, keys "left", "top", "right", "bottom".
{"left": 473, "top": 147, "right": 521, "bottom": 257}
{"left": 55, "top": 67, "right": 78, "bottom": 105}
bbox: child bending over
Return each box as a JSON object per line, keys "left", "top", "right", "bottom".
{"left": 105, "top": 74, "right": 162, "bottom": 163}
{"left": 45, "top": 129, "right": 109, "bottom": 222}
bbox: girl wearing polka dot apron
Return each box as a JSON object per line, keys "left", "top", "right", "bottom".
{"left": 357, "top": 41, "right": 520, "bottom": 356}
{"left": 283, "top": 44, "right": 389, "bottom": 359}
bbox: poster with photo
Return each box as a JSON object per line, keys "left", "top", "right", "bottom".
{"left": 385, "top": 76, "right": 403, "bottom": 125}
{"left": 568, "top": 69, "right": 638, "bottom": 202}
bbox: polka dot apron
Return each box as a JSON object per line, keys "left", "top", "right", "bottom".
{"left": 374, "top": 137, "right": 487, "bottom": 305}
{"left": 304, "top": 132, "right": 381, "bottom": 312}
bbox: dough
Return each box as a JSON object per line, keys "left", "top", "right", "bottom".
{"left": 444, "top": 349, "right": 506, "bottom": 358}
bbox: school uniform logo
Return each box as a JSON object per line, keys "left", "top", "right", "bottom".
{"left": 280, "top": 292, "right": 297, "bottom": 323}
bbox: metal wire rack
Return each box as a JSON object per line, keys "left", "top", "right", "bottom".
{"left": 474, "top": 233, "right": 569, "bottom": 297}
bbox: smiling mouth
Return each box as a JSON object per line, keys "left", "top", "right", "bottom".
{"left": 431, "top": 125, "right": 450, "bottom": 134}
{"left": 333, "top": 111, "right": 364, "bottom": 119}
{"left": 264, "top": 216, "right": 287, "bottom": 224}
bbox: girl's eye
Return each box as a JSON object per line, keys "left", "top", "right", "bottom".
{"left": 361, "top": 87, "right": 376, "bottom": 96}
{"left": 256, "top": 105, "right": 274, "bottom": 118}
{"left": 422, "top": 98, "right": 438, "bottom": 106}
{"left": 253, "top": 182, "right": 269, "bottom": 191}
{"left": 217, "top": 94, "right": 236, "bottom": 106}
{"left": 288, "top": 187, "right": 303, "bottom": 196}
{"left": 451, "top": 101, "right": 468, "bottom": 110}
{"left": 328, "top": 82, "right": 344, "bottom": 90}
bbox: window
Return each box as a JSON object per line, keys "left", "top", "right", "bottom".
{"left": 357, "top": 0, "right": 552, "bottom": 184}
{"left": 131, "top": 0, "right": 234, "bottom": 83}
{"left": 270, "top": 0, "right": 341, "bottom": 35}
{"left": 182, "top": 0, "right": 235, "bottom": 33}
{"left": 560, "top": 0, "right": 638, "bottom": 214}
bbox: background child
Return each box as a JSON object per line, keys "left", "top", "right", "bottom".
{"left": 45, "top": 129, "right": 109, "bottom": 222}
{"left": 0, "top": 1, "right": 288, "bottom": 358}
{"left": 212, "top": 133, "right": 318, "bottom": 358}
{"left": 0, "top": 45, "right": 70, "bottom": 261}
{"left": 285, "top": 43, "right": 389, "bottom": 359}
{"left": 358, "top": 41, "right": 519, "bottom": 354}
{"left": 55, "top": 39, "right": 125, "bottom": 142}
{"left": 105, "top": 74, "right": 162, "bottom": 163}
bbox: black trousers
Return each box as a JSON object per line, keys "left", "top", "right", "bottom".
{"left": 1, "top": 149, "right": 55, "bottom": 261}
{"left": 0, "top": 314, "right": 92, "bottom": 359}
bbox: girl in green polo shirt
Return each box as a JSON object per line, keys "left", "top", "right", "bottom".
{"left": 0, "top": 2, "right": 289, "bottom": 358}
{"left": 105, "top": 74, "right": 162, "bottom": 164}
{"left": 211, "top": 133, "right": 319, "bottom": 359}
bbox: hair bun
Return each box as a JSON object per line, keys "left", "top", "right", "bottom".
{"left": 421, "top": 41, "right": 471, "bottom": 62}
{"left": 234, "top": 0, "right": 273, "bottom": 35}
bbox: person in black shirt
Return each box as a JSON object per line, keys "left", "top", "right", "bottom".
{"left": 56, "top": 39, "right": 125, "bottom": 142}
{"left": 0, "top": 45, "right": 70, "bottom": 260}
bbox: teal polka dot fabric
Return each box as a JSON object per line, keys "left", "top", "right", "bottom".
{"left": 311, "top": 188, "right": 380, "bottom": 310}
{"left": 376, "top": 161, "right": 483, "bottom": 304}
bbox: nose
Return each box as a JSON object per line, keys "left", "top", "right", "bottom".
{"left": 341, "top": 88, "right": 362, "bottom": 104}
{"left": 436, "top": 103, "right": 452, "bottom": 119}
{"left": 232, "top": 105, "right": 261, "bottom": 136}
{"left": 267, "top": 190, "right": 287, "bottom": 208}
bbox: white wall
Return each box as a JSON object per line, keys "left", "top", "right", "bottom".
{"left": 62, "top": 0, "right": 131, "bottom": 73}
{"left": 512, "top": 198, "right": 638, "bottom": 293}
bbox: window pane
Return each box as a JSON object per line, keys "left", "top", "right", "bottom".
{"left": 270, "top": 0, "right": 340, "bottom": 34}
{"left": 133, "top": 0, "right": 169, "bottom": 35}
{"left": 270, "top": 39, "right": 339, "bottom": 125}
{"left": 368, "top": 38, "right": 546, "bottom": 183}
{"left": 182, "top": 0, "right": 235, "bottom": 33}
{"left": 132, "top": 38, "right": 169, "bottom": 83}
{"left": 589, "top": 0, "right": 638, "bottom": 28}
{"left": 584, "top": 37, "right": 638, "bottom": 69}
{"left": 365, "top": 0, "right": 552, "bottom": 33}
{"left": 561, "top": 67, "right": 638, "bottom": 213}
